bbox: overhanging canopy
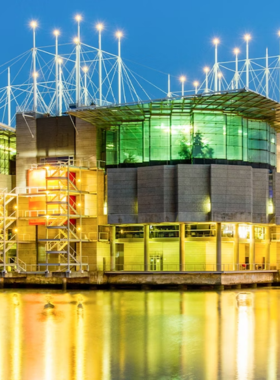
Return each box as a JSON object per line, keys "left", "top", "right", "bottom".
{"left": 68, "top": 89, "right": 280, "bottom": 131}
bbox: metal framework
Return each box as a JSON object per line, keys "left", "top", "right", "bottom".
{"left": 1, "top": 24, "right": 280, "bottom": 129}
{"left": 0, "top": 158, "right": 100, "bottom": 275}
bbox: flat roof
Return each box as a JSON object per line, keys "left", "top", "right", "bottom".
{"left": 68, "top": 88, "right": 280, "bottom": 131}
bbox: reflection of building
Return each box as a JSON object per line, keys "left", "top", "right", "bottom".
{"left": 2, "top": 89, "right": 280, "bottom": 277}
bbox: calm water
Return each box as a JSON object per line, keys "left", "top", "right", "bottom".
{"left": 0, "top": 288, "right": 279, "bottom": 380}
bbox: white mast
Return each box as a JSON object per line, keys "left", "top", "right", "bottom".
{"left": 82, "top": 66, "right": 88, "bottom": 106}
{"left": 53, "top": 30, "right": 60, "bottom": 115}
{"left": 204, "top": 67, "right": 209, "bottom": 92}
{"left": 75, "top": 15, "right": 82, "bottom": 107}
{"left": 96, "top": 23, "right": 104, "bottom": 106}
{"left": 168, "top": 74, "right": 171, "bottom": 97}
{"left": 244, "top": 34, "right": 251, "bottom": 89}
{"left": 218, "top": 72, "right": 222, "bottom": 92}
{"left": 266, "top": 48, "right": 269, "bottom": 98}
{"left": 7, "top": 67, "right": 11, "bottom": 126}
{"left": 116, "top": 31, "right": 123, "bottom": 104}
{"left": 30, "top": 21, "right": 38, "bottom": 113}
{"left": 180, "top": 76, "right": 186, "bottom": 96}
{"left": 234, "top": 48, "right": 240, "bottom": 89}
{"left": 213, "top": 38, "right": 219, "bottom": 92}
{"left": 58, "top": 58, "right": 63, "bottom": 116}
{"left": 193, "top": 81, "right": 199, "bottom": 95}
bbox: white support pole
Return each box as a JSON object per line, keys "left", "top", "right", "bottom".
{"left": 98, "top": 28, "right": 102, "bottom": 106}
{"left": 54, "top": 30, "right": 59, "bottom": 115}
{"left": 218, "top": 74, "right": 221, "bottom": 92}
{"left": 245, "top": 35, "right": 251, "bottom": 89}
{"left": 75, "top": 17, "right": 81, "bottom": 107}
{"left": 7, "top": 67, "right": 11, "bottom": 126}
{"left": 205, "top": 69, "right": 209, "bottom": 93}
{"left": 180, "top": 76, "right": 186, "bottom": 97}
{"left": 83, "top": 67, "right": 88, "bottom": 106}
{"left": 168, "top": 74, "right": 171, "bottom": 97}
{"left": 58, "top": 59, "right": 63, "bottom": 116}
{"left": 266, "top": 48, "right": 269, "bottom": 98}
{"left": 234, "top": 49, "right": 239, "bottom": 89}
{"left": 30, "top": 22, "right": 38, "bottom": 113}
{"left": 213, "top": 39, "right": 219, "bottom": 92}
{"left": 116, "top": 31, "right": 123, "bottom": 104}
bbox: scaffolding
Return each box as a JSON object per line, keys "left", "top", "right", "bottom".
{"left": 0, "top": 158, "right": 100, "bottom": 275}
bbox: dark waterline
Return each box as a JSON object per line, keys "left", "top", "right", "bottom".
{"left": 0, "top": 288, "right": 279, "bottom": 380}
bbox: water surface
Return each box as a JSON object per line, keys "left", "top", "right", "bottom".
{"left": 0, "top": 288, "right": 279, "bottom": 380}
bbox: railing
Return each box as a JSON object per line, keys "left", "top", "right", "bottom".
{"left": 102, "top": 262, "right": 276, "bottom": 272}
{"left": 99, "top": 232, "right": 109, "bottom": 241}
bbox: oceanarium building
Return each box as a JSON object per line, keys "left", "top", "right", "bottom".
{"left": 1, "top": 88, "right": 280, "bottom": 281}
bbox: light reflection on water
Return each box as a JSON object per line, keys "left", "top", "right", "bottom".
{"left": 0, "top": 289, "right": 280, "bottom": 379}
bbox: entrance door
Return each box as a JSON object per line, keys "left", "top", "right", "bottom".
{"left": 150, "top": 255, "right": 162, "bottom": 271}
{"left": 115, "top": 243, "right": 124, "bottom": 271}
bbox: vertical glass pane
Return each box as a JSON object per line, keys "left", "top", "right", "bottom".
{"left": 270, "top": 125, "right": 276, "bottom": 166}
{"left": 143, "top": 119, "right": 149, "bottom": 162}
{"left": 193, "top": 112, "right": 225, "bottom": 159}
{"left": 248, "top": 120, "right": 269, "bottom": 164}
{"left": 120, "top": 122, "right": 143, "bottom": 163}
{"left": 106, "top": 129, "right": 119, "bottom": 165}
{"left": 226, "top": 115, "right": 242, "bottom": 160}
{"left": 150, "top": 116, "right": 170, "bottom": 161}
{"left": 171, "top": 114, "right": 192, "bottom": 160}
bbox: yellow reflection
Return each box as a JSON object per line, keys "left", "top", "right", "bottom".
{"left": 11, "top": 293, "right": 21, "bottom": 380}
{"left": 75, "top": 297, "right": 85, "bottom": 380}
{"left": 236, "top": 292, "right": 254, "bottom": 379}
{"left": 44, "top": 300, "right": 56, "bottom": 380}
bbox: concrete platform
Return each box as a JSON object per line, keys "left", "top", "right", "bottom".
{"left": 104, "top": 270, "right": 278, "bottom": 286}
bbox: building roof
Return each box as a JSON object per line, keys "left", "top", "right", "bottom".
{"left": 68, "top": 89, "right": 280, "bottom": 131}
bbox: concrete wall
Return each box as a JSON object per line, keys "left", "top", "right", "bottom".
{"left": 16, "top": 113, "right": 37, "bottom": 188}
{"left": 211, "top": 165, "right": 252, "bottom": 222}
{"left": 75, "top": 118, "right": 102, "bottom": 162}
{"left": 138, "top": 166, "right": 176, "bottom": 223}
{"left": 36, "top": 116, "right": 75, "bottom": 158}
{"left": 107, "top": 168, "right": 137, "bottom": 224}
{"left": 0, "top": 174, "right": 14, "bottom": 191}
{"left": 252, "top": 169, "right": 269, "bottom": 223}
{"left": 107, "top": 164, "right": 272, "bottom": 224}
{"left": 177, "top": 165, "right": 210, "bottom": 222}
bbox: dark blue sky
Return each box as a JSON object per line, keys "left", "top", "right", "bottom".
{"left": 2, "top": 0, "right": 280, "bottom": 95}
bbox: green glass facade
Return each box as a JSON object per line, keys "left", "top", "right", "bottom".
{"left": 0, "top": 132, "right": 16, "bottom": 174}
{"left": 106, "top": 111, "right": 276, "bottom": 167}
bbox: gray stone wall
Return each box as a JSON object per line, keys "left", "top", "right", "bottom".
{"left": 177, "top": 165, "right": 210, "bottom": 222}
{"left": 210, "top": 165, "right": 252, "bottom": 222}
{"left": 138, "top": 166, "right": 176, "bottom": 223}
{"left": 107, "top": 164, "right": 273, "bottom": 224}
{"left": 252, "top": 169, "right": 269, "bottom": 223}
{"left": 16, "top": 113, "right": 37, "bottom": 188}
{"left": 107, "top": 168, "right": 138, "bottom": 224}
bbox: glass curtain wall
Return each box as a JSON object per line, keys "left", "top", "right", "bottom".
{"left": 105, "top": 111, "right": 276, "bottom": 167}
{"left": 0, "top": 132, "right": 16, "bottom": 174}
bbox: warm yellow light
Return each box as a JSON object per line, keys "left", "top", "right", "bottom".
{"left": 96, "top": 23, "right": 104, "bottom": 31}
{"left": 180, "top": 75, "right": 186, "bottom": 83}
{"left": 77, "top": 178, "right": 81, "bottom": 182}
{"left": 120, "top": 229, "right": 123, "bottom": 234}
{"left": 14, "top": 205, "right": 18, "bottom": 209}
{"left": 77, "top": 227, "right": 81, "bottom": 231}
{"left": 234, "top": 48, "right": 240, "bottom": 55}
{"left": 53, "top": 29, "right": 60, "bottom": 37}
{"left": 204, "top": 67, "right": 210, "bottom": 73}
{"left": 32, "top": 71, "right": 39, "bottom": 78}
{"left": 14, "top": 228, "right": 18, "bottom": 233}
{"left": 193, "top": 81, "right": 199, "bottom": 87}
{"left": 82, "top": 66, "right": 88, "bottom": 73}
{"left": 45, "top": 166, "right": 49, "bottom": 170}
{"left": 30, "top": 21, "right": 38, "bottom": 29}
{"left": 218, "top": 72, "right": 223, "bottom": 78}
{"left": 213, "top": 38, "right": 220, "bottom": 45}
{"left": 77, "top": 203, "right": 81, "bottom": 207}
{"left": 115, "top": 31, "right": 123, "bottom": 39}
{"left": 244, "top": 34, "right": 251, "bottom": 41}
{"left": 73, "top": 37, "right": 80, "bottom": 44}
{"left": 75, "top": 14, "right": 82, "bottom": 22}
{"left": 278, "top": 30, "right": 280, "bottom": 37}
{"left": 46, "top": 215, "right": 49, "bottom": 219}
{"left": 57, "top": 57, "right": 63, "bottom": 64}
